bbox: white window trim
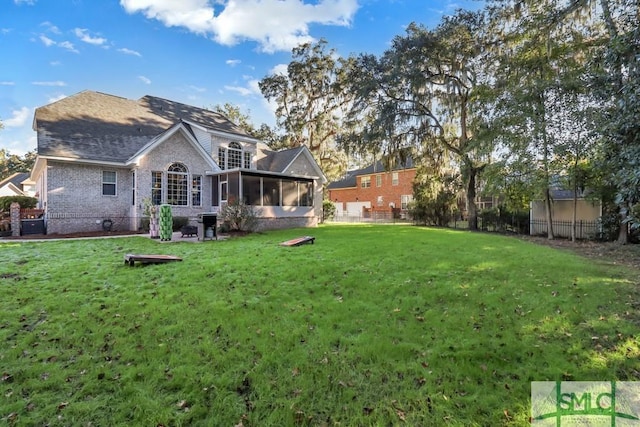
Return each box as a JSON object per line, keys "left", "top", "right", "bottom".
{"left": 102, "top": 170, "right": 117, "bottom": 196}
{"left": 217, "top": 141, "right": 254, "bottom": 170}
{"left": 192, "top": 175, "right": 202, "bottom": 207}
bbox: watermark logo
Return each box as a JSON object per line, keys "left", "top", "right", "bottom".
{"left": 532, "top": 381, "right": 640, "bottom": 426}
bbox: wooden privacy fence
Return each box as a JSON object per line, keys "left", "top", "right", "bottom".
{"left": 20, "top": 209, "right": 44, "bottom": 219}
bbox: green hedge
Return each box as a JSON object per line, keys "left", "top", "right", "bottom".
{"left": 0, "top": 196, "right": 38, "bottom": 212}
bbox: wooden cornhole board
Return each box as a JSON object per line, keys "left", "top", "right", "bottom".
{"left": 124, "top": 253, "right": 183, "bottom": 266}
{"left": 279, "top": 236, "right": 315, "bottom": 247}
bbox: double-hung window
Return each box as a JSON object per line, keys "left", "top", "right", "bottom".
{"left": 152, "top": 171, "right": 162, "bottom": 205}
{"left": 102, "top": 171, "right": 116, "bottom": 196}
{"left": 192, "top": 175, "right": 202, "bottom": 207}
{"left": 218, "top": 147, "right": 227, "bottom": 170}
{"left": 401, "top": 194, "right": 413, "bottom": 210}
{"left": 361, "top": 176, "right": 371, "bottom": 188}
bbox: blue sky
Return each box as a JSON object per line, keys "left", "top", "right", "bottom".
{"left": 0, "top": 0, "right": 481, "bottom": 156}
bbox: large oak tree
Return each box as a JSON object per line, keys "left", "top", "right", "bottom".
{"left": 339, "top": 12, "right": 493, "bottom": 230}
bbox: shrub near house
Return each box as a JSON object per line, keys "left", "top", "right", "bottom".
{"left": 0, "top": 196, "right": 38, "bottom": 235}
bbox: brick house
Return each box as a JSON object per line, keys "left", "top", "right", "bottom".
{"left": 30, "top": 90, "right": 326, "bottom": 235}
{"left": 327, "top": 159, "right": 416, "bottom": 219}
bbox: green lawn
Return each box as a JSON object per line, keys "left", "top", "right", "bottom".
{"left": 1, "top": 225, "right": 638, "bottom": 426}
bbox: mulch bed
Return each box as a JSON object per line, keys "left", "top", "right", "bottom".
{"left": 521, "top": 235, "right": 640, "bottom": 272}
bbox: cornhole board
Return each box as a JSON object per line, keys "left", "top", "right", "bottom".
{"left": 124, "top": 253, "right": 183, "bottom": 266}
{"left": 280, "top": 236, "right": 315, "bottom": 247}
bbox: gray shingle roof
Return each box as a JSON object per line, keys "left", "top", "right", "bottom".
{"left": 34, "top": 90, "right": 254, "bottom": 163}
{"left": 257, "top": 146, "right": 305, "bottom": 173}
{"left": 550, "top": 189, "right": 594, "bottom": 200}
{"left": 0, "top": 172, "right": 30, "bottom": 188}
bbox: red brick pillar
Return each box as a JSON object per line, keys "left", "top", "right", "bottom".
{"left": 10, "top": 202, "right": 20, "bottom": 237}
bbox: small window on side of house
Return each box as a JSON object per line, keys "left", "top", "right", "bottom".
{"left": 131, "top": 171, "right": 136, "bottom": 205}
{"left": 102, "top": 170, "right": 116, "bottom": 196}
{"left": 376, "top": 175, "right": 382, "bottom": 187}
{"left": 192, "top": 175, "right": 202, "bottom": 207}
{"left": 152, "top": 171, "right": 162, "bottom": 205}
{"left": 218, "top": 147, "right": 227, "bottom": 170}
{"left": 401, "top": 194, "right": 413, "bottom": 210}
{"left": 361, "top": 176, "right": 371, "bottom": 188}
{"left": 392, "top": 172, "right": 399, "bottom": 186}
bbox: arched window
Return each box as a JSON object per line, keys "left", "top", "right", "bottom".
{"left": 217, "top": 141, "right": 252, "bottom": 170}
{"left": 167, "top": 162, "right": 188, "bottom": 205}
{"left": 228, "top": 142, "right": 242, "bottom": 169}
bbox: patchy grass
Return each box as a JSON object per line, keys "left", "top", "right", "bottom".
{"left": 1, "top": 225, "right": 638, "bottom": 426}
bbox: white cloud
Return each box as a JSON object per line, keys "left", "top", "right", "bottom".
{"left": 0, "top": 132, "right": 37, "bottom": 156}
{"left": 58, "top": 41, "right": 79, "bottom": 53}
{"left": 270, "top": 63, "right": 289, "bottom": 76}
{"left": 47, "top": 94, "right": 67, "bottom": 103}
{"left": 39, "top": 34, "right": 55, "bottom": 47}
{"left": 74, "top": 28, "right": 107, "bottom": 45}
{"left": 226, "top": 59, "right": 241, "bottom": 67}
{"left": 0, "top": 81, "right": 15, "bottom": 86}
{"left": 39, "top": 33, "right": 79, "bottom": 53}
{"left": 3, "top": 107, "right": 31, "bottom": 128}
{"left": 138, "top": 75, "right": 151, "bottom": 84}
{"left": 247, "top": 79, "right": 261, "bottom": 94}
{"left": 118, "top": 47, "right": 141, "bottom": 57}
{"left": 15, "top": 0, "right": 36, "bottom": 5}
{"left": 32, "top": 81, "right": 67, "bottom": 86}
{"left": 50, "top": 60, "right": 61, "bottom": 66}
{"left": 120, "top": 0, "right": 359, "bottom": 53}
{"left": 224, "top": 85, "right": 253, "bottom": 96}
{"left": 40, "top": 21, "right": 61, "bottom": 34}
{"left": 224, "top": 79, "right": 261, "bottom": 97}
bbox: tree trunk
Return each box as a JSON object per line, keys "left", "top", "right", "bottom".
{"left": 617, "top": 208, "right": 629, "bottom": 244}
{"left": 544, "top": 187, "right": 554, "bottom": 239}
{"left": 571, "top": 193, "right": 577, "bottom": 242}
{"left": 467, "top": 167, "right": 478, "bottom": 231}
{"left": 600, "top": 0, "right": 629, "bottom": 246}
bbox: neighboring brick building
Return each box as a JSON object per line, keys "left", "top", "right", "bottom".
{"left": 327, "top": 159, "right": 416, "bottom": 218}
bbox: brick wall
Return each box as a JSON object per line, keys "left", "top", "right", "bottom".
{"left": 45, "top": 161, "right": 134, "bottom": 234}
{"left": 45, "top": 130, "right": 215, "bottom": 235}
{"left": 254, "top": 216, "right": 318, "bottom": 232}
{"left": 135, "top": 130, "right": 213, "bottom": 223}
{"left": 328, "top": 168, "right": 416, "bottom": 212}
